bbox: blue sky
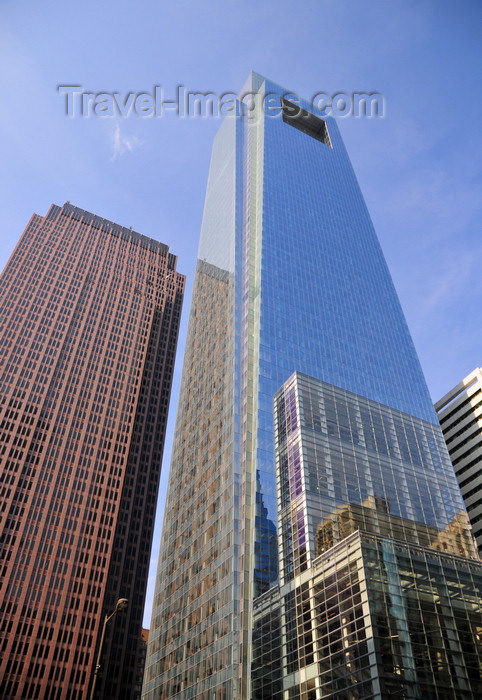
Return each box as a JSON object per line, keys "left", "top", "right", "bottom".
{"left": 1, "top": 0, "right": 481, "bottom": 626}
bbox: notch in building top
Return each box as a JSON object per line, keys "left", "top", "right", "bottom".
{"left": 281, "top": 98, "right": 332, "bottom": 147}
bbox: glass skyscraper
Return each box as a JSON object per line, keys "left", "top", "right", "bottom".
{"left": 143, "top": 74, "right": 481, "bottom": 699}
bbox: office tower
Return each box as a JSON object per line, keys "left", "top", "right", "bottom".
{"left": 143, "top": 74, "right": 481, "bottom": 700}
{"left": 436, "top": 368, "right": 482, "bottom": 554}
{"left": 0, "top": 203, "right": 184, "bottom": 700}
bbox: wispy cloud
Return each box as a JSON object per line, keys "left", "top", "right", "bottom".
{"left": 110, "top": 123, "right": 143, "bottom": 160}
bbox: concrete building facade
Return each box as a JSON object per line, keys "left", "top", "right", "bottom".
{"left": 436, "top": 368, "right": 482, "bottom": 554}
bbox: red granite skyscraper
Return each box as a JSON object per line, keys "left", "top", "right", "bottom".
{"left": 0, "top": 203, "right": 185, "bottom": 699}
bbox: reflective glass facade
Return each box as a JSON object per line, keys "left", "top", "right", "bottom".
{"left": 257, "top": 372, "right": 481, "bottom": 698}
{"left": 144, "top": 74, "right": 476, "bottom": 699}
{"left": 274, "top": 372, "right": 476, "bottom": 585}
{"left": 253, "top": 531, "right": 482, "bottom": 700}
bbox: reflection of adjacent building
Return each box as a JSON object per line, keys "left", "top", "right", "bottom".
{"left": 316, "top": 498, "right": 476, "bottom": 561}
{"left": 256, "top": 470, "right": 279, "bottom": 589}
{"left": 135, "top": 629, "right": 150, "bottom": 700}
{"left": 276, "top": 373, "right": 477, "bottom": 580}
{"left": 143, "top": 258, "right": 235, "bottom": 698}
{"left": 436, "top": 368, "right": 482, "bottom": 555}
{"left": 252, "top": 373, "right": 482, "bottom": 699}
